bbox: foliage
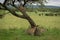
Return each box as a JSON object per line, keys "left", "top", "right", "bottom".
{"left": 26, "top": 7, "right": 60, "bottom": 12}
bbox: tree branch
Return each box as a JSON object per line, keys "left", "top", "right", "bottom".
{"left": 23, "top": 0, "right": 28, "bottom": 6}
{"left": 0, "top": 3, "right": 26, "bottom": 19}
{"left": 3, "top": 0, "right": 8, "bottom": 5}
{"left": 6, "top": 6, "right": 26, "bottom": 19}
{"left": 0, "top": 3, "right": 4, "bottom": 7}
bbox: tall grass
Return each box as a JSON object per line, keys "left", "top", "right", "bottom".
{"left": 0, "top": 12, "right": 60, "bottom": 29}
{"left": 0, "top": 11, "right": 60, "bottom": 40}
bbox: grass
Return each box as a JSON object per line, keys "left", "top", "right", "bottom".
{"left": 0, "top": 28, "right": 60, "bottom": 40}
{"left": 0, "top": 11, "right": 60, "bottom": 40}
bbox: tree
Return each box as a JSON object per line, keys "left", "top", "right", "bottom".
{"left": 0, "top": 0, "right": 47, "bottom": 36}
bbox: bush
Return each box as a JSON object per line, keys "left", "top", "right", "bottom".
{"left": 45, "top": 13, "right": 54, "bottom": 16}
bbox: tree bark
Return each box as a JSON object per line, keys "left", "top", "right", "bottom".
{"left": 18, "top": 6, "right": 37, "bottom": 28}
{"left": 18, "top": 6, "right": 41, "bottom": 36}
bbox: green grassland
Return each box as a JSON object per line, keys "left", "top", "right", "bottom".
{"left": 0, "top": 11, "right": 60, "bottom": 40}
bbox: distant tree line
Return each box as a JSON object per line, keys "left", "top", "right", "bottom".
{"left": 26, "top": 7, "right": 60, "bottom": 12}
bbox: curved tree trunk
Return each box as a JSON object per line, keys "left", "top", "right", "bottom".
{"left": 18, "top": 6, "right": 40, "bottom": 36}
{"left": 0, "top": 3, "right": 40, "bottom": 36}
{"left": 7, "top": 5, "right": 40, "bottom": 36}
{"left": 18, "top": 6, "right": 37, "bottom": 28}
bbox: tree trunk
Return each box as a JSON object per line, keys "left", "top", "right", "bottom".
{"left": 18, "top": 6, "right": 37, "bottom": 28}
{"left": 0, "top": 3, "right": 40, "bottom": 36}
{"left": 18, "top": 6, "right": 41, "bottom": 36}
